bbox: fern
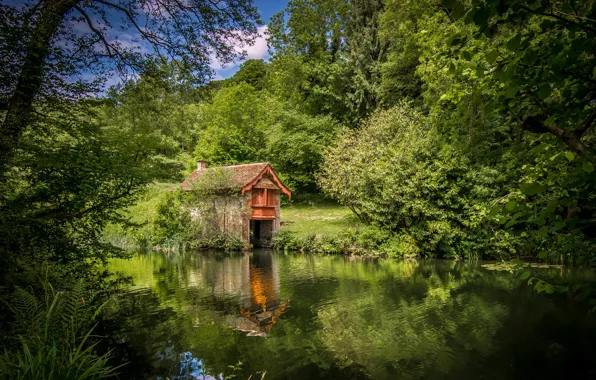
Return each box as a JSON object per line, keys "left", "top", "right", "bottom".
{"left": 0, "top": 276, "right": 123, "bottom": 379}
{"left": 9, "top": 286, "right": 41, "bottom": 332}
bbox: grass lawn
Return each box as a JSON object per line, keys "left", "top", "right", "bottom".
{"left": 280, "top": 202, "right": 361, "bottom": 238}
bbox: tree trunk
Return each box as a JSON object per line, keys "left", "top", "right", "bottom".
{"left": 0, "top": 0, "right": 79, "bottom": 171}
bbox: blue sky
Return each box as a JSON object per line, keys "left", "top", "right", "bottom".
{"left": 212, "top": 0, "right": 288, "bottom": 80}
{"left": 256, "top": 0, "right": 288, "bottom": 23}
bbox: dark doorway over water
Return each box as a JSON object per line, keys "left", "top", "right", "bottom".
{"left": 250, "top": 219, "right": 273, "bottom": 247}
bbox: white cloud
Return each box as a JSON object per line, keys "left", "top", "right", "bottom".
{"left": 209, "top": 25, "right": 270, "bottom": 79}
{"left": 241, "top": 25, "right": 269, "bottom": 60}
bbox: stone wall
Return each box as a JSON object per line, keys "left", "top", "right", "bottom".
{"left": 188, "top": 194, "right": 245, "bottom": 241}
{"left": 188, "top": 184, "right": 282, "bottom": 249}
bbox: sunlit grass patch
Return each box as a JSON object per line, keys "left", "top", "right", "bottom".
{"left": 280, "top": 202, "right": 361, "bottom": 238}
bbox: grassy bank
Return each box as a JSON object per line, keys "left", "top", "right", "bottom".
{"left": 105, "top": 189, "right": 419, "bottom": 258}
{"left": 103, "top": 182, "right": 178, "bottom": 249}
{"left": 280, "top": 203, "right": 361, "bottom": 238}
{"left": 276, "top": 202, "right": 420, "bottom": 258}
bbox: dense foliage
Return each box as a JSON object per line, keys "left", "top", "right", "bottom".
{"left": 0, "top": 0, "right": 261, "bottom": 375}
{"left": 0, "top": 274, "right": 120, "bottom": 379}
{"left": 2, "top": 0, "right": 596, "bottom": 374}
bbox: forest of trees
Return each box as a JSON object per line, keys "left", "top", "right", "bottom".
{"left": 1, "top": 0, "right": 595, "bottom": 376}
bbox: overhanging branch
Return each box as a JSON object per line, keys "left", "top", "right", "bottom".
{"left": 74, "top": 5, "right": 113, "bottom": 57}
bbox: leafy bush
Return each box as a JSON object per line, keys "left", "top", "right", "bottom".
{"left": 273, "top": 226, "right": 420, "bottom": 258}
{"left": 319, "top": 102, "right": 499, "bottom": 258}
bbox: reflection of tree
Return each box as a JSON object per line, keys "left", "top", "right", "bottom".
{"left": 105, "top": 251, "right": 293, "bottom": 374}
{"left": 314, "top": 270, "right": 509, "bottom": 379}
{"left": 274, "top": 255, "right": 514, "bottom": 379}
{"left": 105, "top": 252, "right": 528, "bottom": 379}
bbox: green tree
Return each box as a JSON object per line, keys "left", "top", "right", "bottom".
{"left": 193, "top": 83, "right": 270, "bottom": 166}
{"left": 0, "top": 0, "right": 261, "bottom": 172}
{"left": 267, "top": 0, "right": 354, "bottom": 122}
{"left": 319, "top": 103, "right": 505, "bottom": 258}
{"left": 268, "top": 110, "right": 339, "bottom": 192}
{"left": 445, "top": 0, "right": 596, "bottom": 157}
{"left": 228, "top": 59, "right": 269, "bottom": 90}
{"left": 344, "top": 0, "right": 387, "bottom": 119}
{"left": 377, "top": 0, "right": 425, "bottom": 106}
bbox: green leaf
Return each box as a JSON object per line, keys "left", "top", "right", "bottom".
{"left": 555, "top": 286, "right": 568, "bottom": 293}
{"left": 505, "top": 219, "right": 519, "bottom": 228}
{"left": 443, "top": 0, "right": 457, "bottom": 8}
{"left": 507, "top": 34, "right": 522, "bottom": 51}
{"left": 473, "top": 6, "right": 491, "bottom": 26}
{"left": 537, "top": 84, "right": 551, "bottom": 100}
{"left": 486, "top": 49, "right": 499, "bottom": 64}
{"left": 451, "top": 4, "right": 467, "bottom": 19}
{"left": 505, "top": 85, "right": 519, "bottom": 98}
{"left": 583, "top": 161, "right": 595, "bottom": 173}
{"left": 462, "top": 50, "right": 472, "bottom": 61}
{"left": 520, "top": 183, "right": 545, "bottom": 196}
{"left": 483, "top": 102, "right": 494, "bottom": 114}
{"left": 544, "top": 115, "right": 557, "bottom": 126}
{"left": 464, "top": 8, "right": 477, "bottom": 24}
{"left": 522, "top": 49, "right": 537, "bottom": 65}
{"left": 505, "top": 200, "right": 517, "bottom": 211}
{"left": 519, "top": 271, "right": 530, "bottom": 280}
{"left": 565, "top": 152, "right": 575, "bottom": 161}
{"left": 537, "top": 226, "right": 549, "bottom": 237}
{"left": 540, "top": 20, "right": 554, "bottom": 31}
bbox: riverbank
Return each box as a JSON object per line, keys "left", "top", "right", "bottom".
{"left": 276, "top": 202, "right": 421, "bottom": 258}
{"left": 102, "top": 185, "right": 422, "bottom": 258}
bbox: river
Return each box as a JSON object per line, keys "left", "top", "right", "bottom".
{"left": 102, "top": 250, "right": 596, "bottom": 379}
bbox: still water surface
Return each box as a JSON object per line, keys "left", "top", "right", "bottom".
{"left": 103, "top": 250, "right": 596, "bottom": 379}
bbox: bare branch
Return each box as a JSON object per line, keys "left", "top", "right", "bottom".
{"left": 574, "top": 111, "right": 596, "bottom": 139}
{"left": 553, "top": 8, "right": 596, "bottom": 24}
{"left": 92, "top": 0, "right": 175, "bottom": 49}
{"left": 74, "top": 5, "right": 113, "bottom": 57}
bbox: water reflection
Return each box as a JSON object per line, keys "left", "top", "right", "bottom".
{"left": 236, "top": 252, "right": 290, "bottom": 337}
{"left": 104, "top": 251, "right": 596, "bottom": 380}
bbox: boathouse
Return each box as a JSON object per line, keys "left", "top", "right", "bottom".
{"left": 181, "top": 161, "right": 291, "bottom": 248}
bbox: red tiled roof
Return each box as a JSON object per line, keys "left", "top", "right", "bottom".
{"left": 181, "top": 162, "right": 270, "bottom": 191}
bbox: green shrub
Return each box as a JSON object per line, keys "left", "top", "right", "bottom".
{"left": 191, "top": 231, "right": 244, "bottom": 251}
{"left": 318, "top": 103, "right": 504, "bottom": 259}
{"left": 379, "top": 233, "right": 420, "bottom": 259}
{"left": 274, "top": 226, "right": 416, "bottom": 257}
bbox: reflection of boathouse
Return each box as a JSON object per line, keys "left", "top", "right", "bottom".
{"left": 238, "top": 252, "right": 290, "bottom": 336}
{"left": 181, "top": 161, "right": 292, "bottom": 248}
{"left": 185, "top": 251, "right": 289, "bottom": 336}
